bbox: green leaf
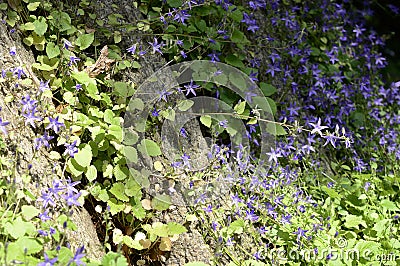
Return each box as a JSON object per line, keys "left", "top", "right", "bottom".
{"left": 110, "top": 182, "right": 129, "bottom": 201}
{"left": 50, "top": 11, "right": 72, "bottom": 31}
{"left": 225, "top": 54, "right": 245, "bottom": 68}
{"left": 114, "top": 165, "right": 128, "bottom": 181}
{"left": 132, "top": 202, "right": 146, "bottom": 220}
{"left": 125, "top": 177, "right": 142, "bottom": 198}
{"left": 27, "top": 2, "right": 40, "bottom": 11}
{"left": 151, "top": 222, "right": 169, "bottom": 237}
{"left": 21, "top": 205, "right": 40, "bottom": 221}
{"left": 200, "top": 115, "right": 212, "bottom": 128}
{"left": 128, "top": 98, "right": 144, "bottom": 111}
{"left": 344, "top": 215, "right": 367, "bottom": 229}
{"left": 152, "top": 194, "right": 171, "bottom": 211}
{"left": 260, "top": 82, "right": 277, "bottom": 96}
{"left": 167, "top": 0, "right": 183, "bottom": 7}
{"left": 381, "top": 199, "right": 399, "bottom": 211}
{"left": 177, "top": 100, "right": 194, "bottom": 111}
{"left": 124, "top": 146, "right": 138, "bottom": 164}
{"left": 46, "top": 42, "right": 60, "bottom": 59}
{"left": 104, "top": 109, "right": 115, "bottom": 124}
{"left": 228, "top": 219, "right": 245, "bottom": 234}
{"left": 4, "top": 217, "right": 35, "bottom": 239}
{"left": 123, "top": 235, "right": 144, "bottom": 250}
{"left": 71, "top": 71, "right": 96, "bottom": 85}
{"left": 167, "top": 222, "right": 187, "bottom": 235}
{"left": 73, "top": 144, "right": 92, "bottom": 168}
{"left": 85, "top": 165, "right": 97, "bottom": 182}
{"left": 266, "top": 123, "right": 287, "bottom": 136}
{"left": 143, "top": 139, "right": 162, "bottom": 156}
{"left": 234, "top": 101, "right": 246, "bottom": 115}
{"left": 33, "top": 16, "right": 48, "bottom": 36}
{"left": 76, "top": 33, "right": 94, "bottom": 50}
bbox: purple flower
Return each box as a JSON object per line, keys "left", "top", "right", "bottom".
{"left": 151, "top": 108, "right": 159, "bottom": 117}
{"left": 13, "top": 66, "right": 26, "bottom": 79}
{"left": 293, "top": 227, "right": 308, "bottom": 241}
{"left": 148, "top": 37, "right": 165, "bottom": 55}
{"left": 173, "top": 9, "right": 191, "bottom": 25}
{"left": 176, "top": 39, "right": 184, "bottom": 46}
{"left": 244, "top": 209, "right": 259, "bottom": 222}
{"left": 281, "top": 214, "right": 292, "bottom": 224}
{"left": 63, "top": 190, "right": 81, "bottom": 206}
{"left": 266, "top": 147, "right": 282, "bottom": 164}
{"left": 208, "top": 51, "right": 220, "bottom": 62}
{"left": 69, "top": 56, "right": 80, "bottom": 65}
{"left": 20, "top": 94, "right": 38, "bottom": 112}
{"left": 46, "top": 116, "right": 65, "bottom": 133}
{"left": 0, "top": 118, "right": 10, "bottom": 135}
{"left": 67, "top": 245, "right": 86, "bottom": 266}
{"left": 181, "top": 153, "right": 191, "bottom": 168}
{"left": 75, "top": 83, "right": 82, "bottom": 91}
{"left": 22, "top": 111, "right": 42, "bottom": 128}
{"left": 64, "top": 140, "right": 78, "bottom": 157}
{"left": 39, "top": 80, "right": 50, "bottom": 92}
{"left": 9, "top": 47, "right": 16, "bottom": 56}
{"left": 309, "top": 118, "right": 329, "bottom": 136}
{"left": 34, "top": 131, "right": 54, "bottom": 150}
{"left": 39, "top": 210, "right": 51, "bottom": 222}
{"left": 126, "top": 44, "right": 137, "bottom": 54}
{"left": 63, "top": 39, "right": 73, "bottom": 50}
{"left": 364, "top": 182, "right": 371, "bottom": 191}
{"left": 180, "top": 127, "right": 188, "bottom": 138}
{"left": 180, "top": 50, "right": 187, "bottom": 58}
{"left": 38, "top": 191, "right": 56, "bottom": 208}
{"left": 157, "top": 88, "right": 172, "bottom": 102}
{"left": 184, "top": 79, "right": 200, "bottom": 96}
{"left": 218, "top": 120, "right": 228, "bottom": 128}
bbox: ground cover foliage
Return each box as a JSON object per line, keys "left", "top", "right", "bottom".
{"left": 0, "top": 0, "right": 399, "bottom": 265}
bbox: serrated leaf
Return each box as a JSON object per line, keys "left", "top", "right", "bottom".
{"left": 76, "top": 33, "right": 94, "bottom": 50}
{"left": 167, "top": 222, "right": 187, "bottom": 235}
{"left": 152, "top": 194, "right": 171, "bottom": 211}
{"left": 114, "top": 165, "right": 128, "bottom": 181}
{"left": 21, "top": 205, "right": 40, "bottom": 221}
{"left": 344, "top": 215, "right": 366, "bottom": 229}
{"left": 152, "top": 222, "right": 169, "bottom": 237}
{"left": 26, "top": 2, "right": 40, "bottom": 11}
{"left": 228, "top": 219, "right": 245, "bottom": 234}
{"left": 73, "top": 144, "right": 92, "bottom": 168}
{"left": 260, "top": 82, "right": 277, "bottom": 96}
{"left": 110, "top": 182, "right": 129, "bottom": 201}
{"left": 123, "top": 235, "right": 143, "bottom": 250}
{"left": 46, "top": 42, "right": 60, "bottom": 59}
{"left": 124, "top": 146, "right": 138, "bottom": 164}
{"left": 200, "top": 115, "right": 212, "bottom": 128}
{"left": 85, "top": 165, "right": 97, "bottom": 182}
{"left": 234, "top": 101, "right": 246, "bottom": 115}
{"left": 177, "top": 100, "right": 194, "bottom": 111}
{"left": 33, "top": 16, "right": 47, "bottom": 36}
{"left": 381, "top": 199, "right": 399, "bottom": 211}
{"left": 143, "top": 139, "right": 162, "bottom": 156}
